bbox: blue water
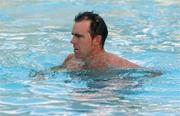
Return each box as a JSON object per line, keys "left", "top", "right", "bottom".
{"left": 0, "top": 0, "right": 180, "bottom": 115}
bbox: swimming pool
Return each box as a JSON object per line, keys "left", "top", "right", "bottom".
{"left": 0, "top": 0, "right": 179, "bottom": 115}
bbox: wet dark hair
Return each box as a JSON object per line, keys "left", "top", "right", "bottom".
{"left": 74, "top": 11, "right": 108, "bottom": 49}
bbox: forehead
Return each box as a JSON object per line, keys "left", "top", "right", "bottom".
{"left": 72, "top": 20, "right": 91, "bottom": 33}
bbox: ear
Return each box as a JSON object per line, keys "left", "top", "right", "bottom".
{"left": 93, "top": 35, "right": 102, "bottom": 46}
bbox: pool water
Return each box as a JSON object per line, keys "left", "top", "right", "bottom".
{"left": 0, "top": 0, "right": 180, "bottom": 115}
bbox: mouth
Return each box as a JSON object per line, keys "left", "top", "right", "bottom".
{"left": 73, "top": 45, "right": 80, "bottom": 53}
{"left": 73, "top": 48, "right": 79, "bottom": 53}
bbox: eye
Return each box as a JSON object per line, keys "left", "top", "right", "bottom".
{"left": 74, "top": 34, "right": 80, "bottom": 38}
{"left": 72, "top": 33, "right": 83, "bottom": 38}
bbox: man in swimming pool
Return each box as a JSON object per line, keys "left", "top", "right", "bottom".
{"left": 53, "top": 11, "right": 139, "bottom": 71}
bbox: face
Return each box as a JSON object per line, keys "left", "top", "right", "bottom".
{"left": 71, "top": 20, "right": 94, "bottom": 59}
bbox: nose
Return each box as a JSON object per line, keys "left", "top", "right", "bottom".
{"left": 70, "top": 36, "right": 76, "bottom": 45}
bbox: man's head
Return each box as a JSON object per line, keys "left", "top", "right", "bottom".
{"left": 71, "top": 11, "right": 108, "bottom": 59}
{"left": 74, "top": 11, "right": 108, "bottom": 49}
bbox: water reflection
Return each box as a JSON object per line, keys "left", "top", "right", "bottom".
{"left": 30, "top": 68, "right": 162, "bottom": 92}
{"left": 50, "top": 68, "right": 161, "bottom": 115}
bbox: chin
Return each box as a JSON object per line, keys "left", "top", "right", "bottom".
{"left": 74, "top": 53, "right": 83, "bottom": 59}
{"left": 76, "top": 54, "right": 87, "bottom": 60}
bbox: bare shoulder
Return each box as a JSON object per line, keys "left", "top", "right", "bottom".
{"left": 49, "top": 54, "right": 74, "bottom": 71}
{"left": 107, "top": 52, "right": 139, "bottom": 68}
{"left": 63, "top": 53, "right": 84, "bottom": 70}
{"left": 63, "top": 53, "right": 74, "bottom": 65}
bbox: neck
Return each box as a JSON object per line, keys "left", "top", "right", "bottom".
{"left": 83, "top": 48, "right": 107, "bottom": 68}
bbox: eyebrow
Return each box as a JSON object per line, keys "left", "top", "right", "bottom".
{"left": 71, "top": 32, "right": 84, "bottom": 37}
